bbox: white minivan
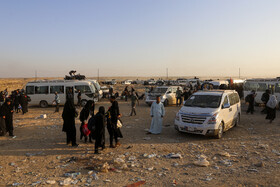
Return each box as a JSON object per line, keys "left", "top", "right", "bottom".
{"left": 174, "top": 90, "right": 241, "bottom": 138}
{"left": 25, "top": 80, "right": 97, "bottom": 107}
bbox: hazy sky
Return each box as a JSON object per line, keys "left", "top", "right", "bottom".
{"left": 1, "top": 0, "right": 280, "bottom": 78}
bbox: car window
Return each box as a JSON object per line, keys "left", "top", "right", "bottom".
{"left": 35, "top": 86, "right": 49, "bottom": 94}
{"left": 222, "top": 95, "right": 229, "bottom": 106}
{"left": 50, "top": 86, "right": 64, "bottom": 94}
{"left": 26, "top": 86, "right": 34, "bottom": 95}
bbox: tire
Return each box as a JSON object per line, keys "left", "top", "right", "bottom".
{"left": 215, "top": 122, "right": 224, "bottom": 139}
{"left": 81, "top": 99, "right": 87, "bottom": 107}
{"left": 39, "top": 100, "right": 48, "bottom": 108}
{"left": 164, "top": 99, "right": 168, "bottom": 107}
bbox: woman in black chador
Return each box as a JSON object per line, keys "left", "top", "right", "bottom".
{"left": 92, "top": 106, "right": 106, "bottom": 154}
{"left": 107, "top": 96, "right": 123, "bottom": 148}
{"left": 62, "top": 99, "right": 78, "bottom": 147}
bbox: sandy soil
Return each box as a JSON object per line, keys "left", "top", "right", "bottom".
{"left": 0, "top": 81, "right": 280, "bottom": 186}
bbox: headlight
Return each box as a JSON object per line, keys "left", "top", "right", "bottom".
{"left": 175, "top": 113, "right": 180, "bottom": 121}
{"left": 208, "top": 113, "right": 218, "bottom": 124}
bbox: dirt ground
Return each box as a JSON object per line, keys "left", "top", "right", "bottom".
{"left": 0, "top": 82, "right": 280, "bottom": 186}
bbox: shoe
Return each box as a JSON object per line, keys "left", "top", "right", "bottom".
{"left": 146, "top": 132, "right": 152, "bottom": 134}
{"left": 109, "top": 145, "right": 116, "bottom": 148}
{"left": 72, "top": 144, "right": 79, "bottom": 147}
{"left": 94, "top": 150, "right": 100, "bottom": 154}
{"left": 89, "top": 140, "right": 93, "bottom": 143}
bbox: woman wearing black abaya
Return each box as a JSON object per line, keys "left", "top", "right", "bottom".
{"left": 92, "top": 106, "right": 106, "bottom": 154}
{"left": 62, "top": 99, "right": 78, "bottom": 147}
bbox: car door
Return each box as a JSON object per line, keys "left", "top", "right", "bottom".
{"left": 220, "top": 95, "right": 232, "bottom": 129}
{"left": 228, "top": 93, "right": 238, "bottom": 128}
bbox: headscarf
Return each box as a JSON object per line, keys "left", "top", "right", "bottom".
{"left": 266, "top": 95, "right": 277, "bottom": 109}
{"left": 98, "top": 106, "right": 105, "bottom": 115}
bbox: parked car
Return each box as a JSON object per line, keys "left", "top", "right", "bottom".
{"left": 145, "top": 86, "right": 183, "bottom": 106}
{"left": 174, "top": 90, "right": 241, "bottom": 139}
{"left": 122, "top": 80, "right": 132, "bottom": 85}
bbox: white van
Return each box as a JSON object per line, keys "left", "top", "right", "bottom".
{"left": 174, "top": 90, "right": 241, "bottom": 138}
{"left": 146, "top": 86, "right": 183, "bottom": 106}
{"left": 88, "top": 80, "right": 103, "bottom": 100}
{"left": 243, "top": 78, "right": 280, "bottom": 104}
{"left": 25, "top": 80, "right": 97, "bottom": 107}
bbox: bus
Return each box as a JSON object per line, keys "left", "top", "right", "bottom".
{"left": 25, "top": 80, "right": 97, "bottom": 107}
{"left": 243, "top": 78, "right": 280, "bottom": 104}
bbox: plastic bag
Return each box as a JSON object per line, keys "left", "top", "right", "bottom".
{"left": 82, "top": 123, "right": 91, "bottom": 136}
{"left": 117, "top": 119, "right": 122, "bottom": 128}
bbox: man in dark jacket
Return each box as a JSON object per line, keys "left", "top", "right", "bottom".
{"left": 92, "top": 106, "right": 106, "bottom": 154}
{"left": 62, "top": 99, "right": 78, "bottom": 147}
{"left": 246, "top": 90, "right": 256, "bottom": 114}
{"left": 1, "top": 99, "right": 14, "bottom": 137}
{"left": 261, "top": 89, "right": 270, "bottom": 114}
{"left": 107, "top": 96, "right": 123, "bottom": 148}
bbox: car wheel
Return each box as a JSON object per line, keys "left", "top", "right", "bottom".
{"left": 81, "top": 99, "right": 87, "bottom": 107}
{"left": 40, "top": 100, "right": 48, "bottom": 108}
{"left": 164, "top": 100, "right": 168, "bottom": 107}
{"left": 215, "top": 123, "right": 224, "bottom": 139}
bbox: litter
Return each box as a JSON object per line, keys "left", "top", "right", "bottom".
{"left": 46, "top": 180, "right": 56, "bottom": 184}
{"left": 40, "top": 114, "right": 47, "bottom": 119}
{"left": 194, "top": 158, "right": 210, "bottom": 167}
{"left": 164, "top": 153, "right": 183, "bottom": 159}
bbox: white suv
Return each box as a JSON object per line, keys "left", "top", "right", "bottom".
{"left": 174, "top": 90, "right": 241, "bottom": 139}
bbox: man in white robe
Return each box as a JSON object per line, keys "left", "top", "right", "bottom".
{"left": 148, "top": 96, "right": 165, "bottom": 134}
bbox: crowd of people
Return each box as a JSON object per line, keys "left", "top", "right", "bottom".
{"left": 62, "top": 89, "right": 123, "bottom": 154}
{"left": 0, "top": 89, "right": 29, "bottom": 137}
{"left": 245, "top": 89, "right": 278, "bottom": 123}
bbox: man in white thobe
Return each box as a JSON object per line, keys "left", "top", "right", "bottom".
{"left": 148, "top": 96, "right": 165, "bottom": 134}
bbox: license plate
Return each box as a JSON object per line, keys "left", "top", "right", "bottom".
{"left": 188, "top": 126, "right": 194, "bottom": 131}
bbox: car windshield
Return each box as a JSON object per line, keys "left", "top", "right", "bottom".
{"left": 184, "top": 95, "right": 222, "bottom": 108}
{"left": 151, "top": 87, "right": 168, "bottom": 93}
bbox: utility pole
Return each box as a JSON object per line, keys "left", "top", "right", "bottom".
{"left": 239, "top": 68, "right": 240, "bottom": 79}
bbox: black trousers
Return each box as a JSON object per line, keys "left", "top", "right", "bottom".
{"left": 176, "top": 97, "right": 182, "bottom": 106}
{"left": 247, "top": 103, "right": 254, "bottom": 114}
{"left": 107, "top": 124, "right": 118, "bottom": 145}
{"left": 5, "top": 118, "right": 13, "bottom": 136}
{"left": 66, "top": 129, "right": 76, "bottom": 146}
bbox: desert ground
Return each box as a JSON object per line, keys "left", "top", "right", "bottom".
{"left": 0, "top": 78, "right": 280, "bottom": 186}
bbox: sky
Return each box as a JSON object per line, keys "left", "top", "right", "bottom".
{"left": 0, "top": 0, "right": 280, "bottom": 78}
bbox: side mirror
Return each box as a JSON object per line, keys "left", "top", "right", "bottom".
{"left": 223, "top": 103, "right": 230, "bottom": 109}
{"left": 167, "top": 91, "right": 171, "bottom": 94}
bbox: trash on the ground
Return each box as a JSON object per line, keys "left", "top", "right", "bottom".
{"left": 218, "top": 152, "right": 231, "bottom": 157}
{"left": 101, "top": 162, "right": 109, "bottom": 173}
{"left": 128, "top": 156, "right": 136, "bottom": 161}
{"left": 143, "top": 137, "right": 151, "bottom": 140}
{"left": 125, "top": 181, "right": 146, "bottom": 187}
{"left": 12, "top": 183, "right": 24, "bottom": 186}
{"left": 254, "top": 162, "right": 265, "bottom": 167}
{"left": 92, "top": 173, "right": 99, "bottom": 180}
{"left": 104, "top": 179, "right": 111, "bottom": 183}
{"left": 165, "top": 153, "right": 183, "bottom": 159}
{"left": 247, "top": 168, "right": 258, "bottom": 172}
{"left": 46, "top": 180, "right": 56, "bottom": 185}
{"left": 219, "top": 159, "right": 232, "bottom": 166}
{"left": 40, "top": 114, "right": 47, "bottom": 119}
{"left": 9, "top": 163, "right": 16, "bottom": 166}
{"left": 59, "top": 178, "right": 74, "bottom": 186}
{"left": 194, "top": 158, "right": 210, "bottom": 167}
{"left": 257, "top": 144, "right": 269, "bottom": 149}
{"left": 64, "top": 172, "right": 81, "bottom": 178}
{"left": 147, "top": 167, "right": 154, "bottom": 171}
